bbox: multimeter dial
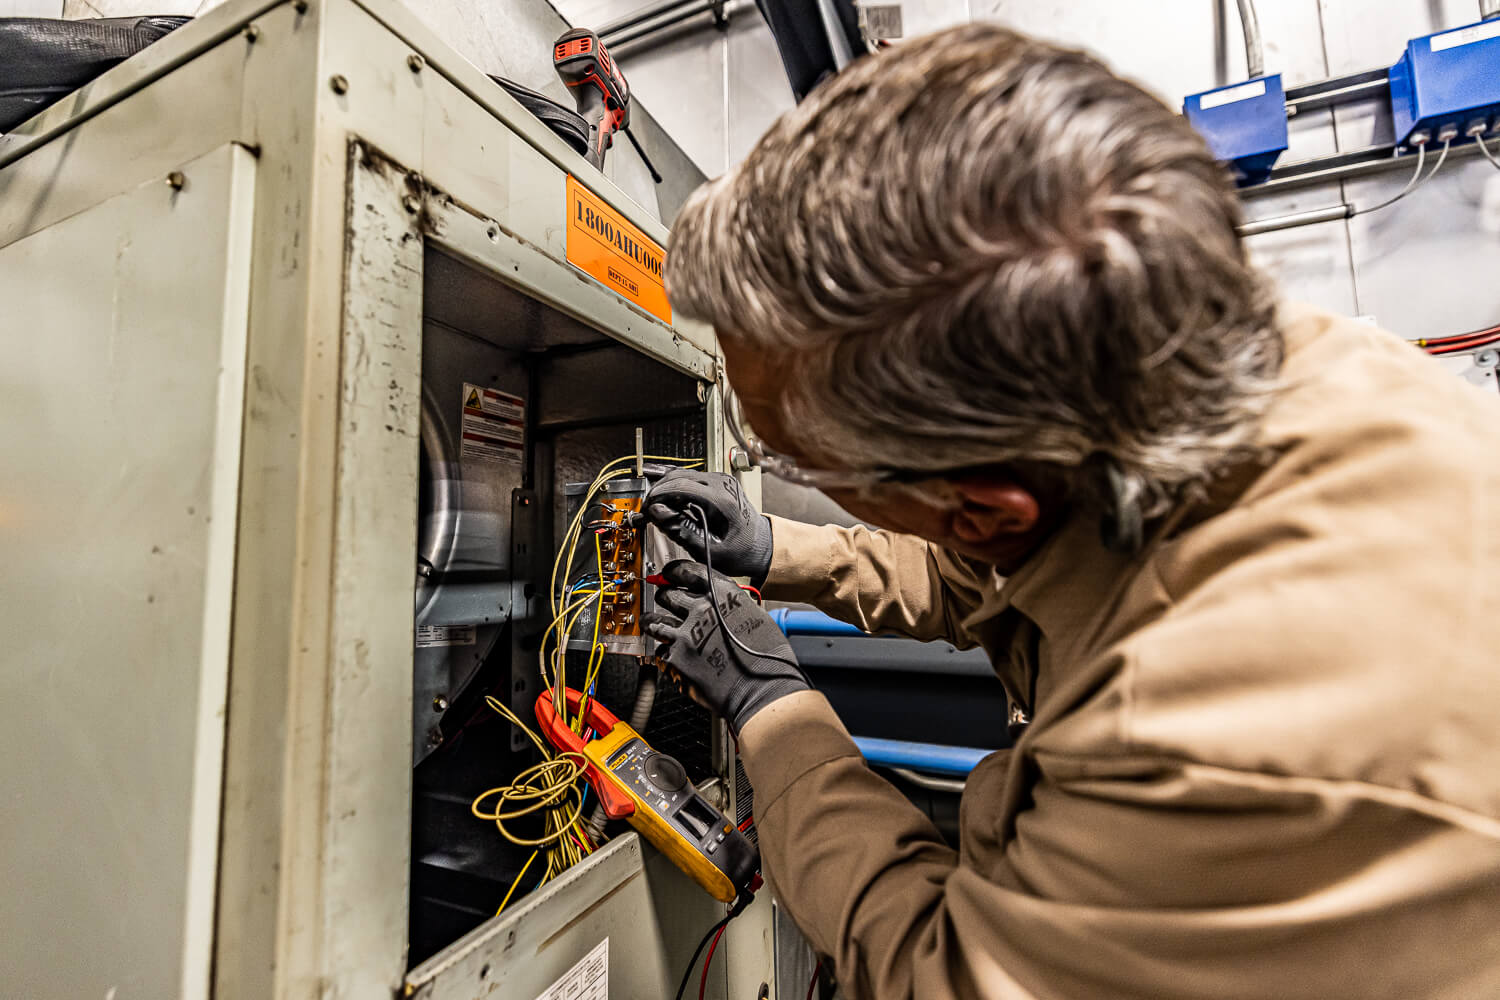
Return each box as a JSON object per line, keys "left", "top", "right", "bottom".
{"left": 645, "top": 754, "right": 688, "bottom": 791}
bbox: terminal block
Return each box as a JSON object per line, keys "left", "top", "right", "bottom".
{"left": 1183, "top": 74, "right": 1288, "bottom": 186}
{"left": 1389, "top": 19, "right": 1500, "bottom": 149}
{"left": 563, "top": 476, "right": 675, "bottom": 659}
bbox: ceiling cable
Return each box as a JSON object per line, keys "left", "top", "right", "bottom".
{"left": 1235, "top": 0, "right": 1266, "bottom": 79}
{"left": 1238, "top": 139, "right": 1456, "bottom": 237}
{"left": 1474, "top": 131, "right": 1500, "bottom": 170}
{"left": 1352, "top": 139, "right": 1446, "bottom": 216}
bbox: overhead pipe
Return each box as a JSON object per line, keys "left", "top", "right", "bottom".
{"left": 601, "top": 0, "right": 732, "bottom": 51}
{"left": 598, "top": 0, "right": 702, "bottom": 37}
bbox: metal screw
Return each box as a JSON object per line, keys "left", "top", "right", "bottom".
{"left": 432, "top": 695, "right": 448, "bottom": 712}
{"left": 292, "top": 0, "right": 307, "bottom": 11}
{"left": 402, "top": 194, "right": 421, "bottom": 214}
{"left": 729, "top": 446, "right": 753, "bottom": 472}
{"left": 426, "top": 726, "right": 442, "bottom": 747}
{"left": 407, "top": 53, "right": 424, "bottom": 72}
{"left": 243, "top": 23, "right": 259, "bottom": 42}
{"left": 1477, "top": 350, "right": 1498, "bottom": 368}
{"left": 486, "top": 225, "right": 499, "bottom": 241}
{"left": 166, "top": 171, "right": 185, "bottom": 190}
{"left": 329, "top": 74, "right": 349, "bottom": 95}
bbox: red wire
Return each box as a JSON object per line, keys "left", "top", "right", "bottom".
{"left": 1428, "top": 334, "right": 1500, "bottom": 355}
{"left": 738, "top": 584, "right": 763, "bottom": 603}
{"left": 1421, "top": 323, "right": 1500, "bottom": 346}
{"left": 698, "top": 923, "right": 728, "bottom": 1000}
{"left": 806, "top": 959, "right": 824, "bottom": 1000}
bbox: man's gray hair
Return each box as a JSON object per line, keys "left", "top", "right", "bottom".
{"left": 667, "top": 23, "right": 1283, "bottom": 522}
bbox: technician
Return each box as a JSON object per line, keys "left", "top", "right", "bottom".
{"left": 638, "top": 22, "right": 1500, "bottom": 1000}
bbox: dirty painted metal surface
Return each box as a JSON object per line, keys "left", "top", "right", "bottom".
{"left": 0, "top": 142, "right": 255, "bottom": 1000}
{"left": 0, "top": 0, "right": 744, "bottom": 995}
{"left": 315, "top": 139, "right": 425, "bottom": 994}
{"left": 405, "top": 835, "right": 670, "bottom": 999}
{"left": 424, "top": 189, "right": 716, "bottom": 385}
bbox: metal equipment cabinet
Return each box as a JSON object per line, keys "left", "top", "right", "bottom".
{"left": 0, "top": 1, "right": 794, "bottom": 996}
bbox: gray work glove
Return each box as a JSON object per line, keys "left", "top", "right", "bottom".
{"left": 635, "top": 469, "right": 774, "bottom": 587}
{"left": 643, "top": 560, "right": 808, "bottom": 736}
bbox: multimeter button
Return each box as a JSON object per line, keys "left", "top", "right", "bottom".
{"left": 716, "top": 832, "right": 726, "bottom": 843}
{"left": 706, "top": 841, "right": 719, "bottom": 855}
{"left": 644, "top": 755, "right": 688, "bottom": 790}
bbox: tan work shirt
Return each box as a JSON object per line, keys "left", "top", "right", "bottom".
{"left": 738, "top": 305, "right": 1500, "bottom": 1000}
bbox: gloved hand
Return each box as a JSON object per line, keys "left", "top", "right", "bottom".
{"left": 643, "top": 560, "right": 808, "bottom": 735}
{"left": 635, "top": 469, "right": 774, "bottom": 587}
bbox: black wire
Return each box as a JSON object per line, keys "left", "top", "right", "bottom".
{"left": 686, "top": 504, "right": 809, "bottom": 679}
{"left": 674, "top": 914, "right": 733, "bottom": 1000}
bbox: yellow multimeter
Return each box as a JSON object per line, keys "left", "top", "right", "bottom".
{"left": 537, "top": 687, "right": 759, "bottom": 903}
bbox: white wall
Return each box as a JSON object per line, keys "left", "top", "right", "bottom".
{"left": 557, "top": 0, "right": 1500, "bottom": 342}
{"left": 51, "top": 0, "right": 1500, "bottom": 335}
{"left": 51, "top": 0, "right": 705, "bottom": 221}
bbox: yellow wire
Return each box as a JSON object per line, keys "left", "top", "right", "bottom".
{"left": 496, "top": 850, "right": 538, "bottom": 916}
{"left": 574, "top": 530, "right": 609, "bottom": 729}
{"left": 546, "top": 454, "right": 702, "bottom": 719}
{"left": 473, "top": 454, "right": 703, "bottom": 910}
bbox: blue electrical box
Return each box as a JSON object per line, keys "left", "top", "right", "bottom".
{"left": 1389, "top": 19, "right": 1500, "bottom": 148}
{"left": 1183, "top": 75, "right": 1288, "bottom": 186}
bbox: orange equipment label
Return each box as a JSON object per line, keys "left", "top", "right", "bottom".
{"left": 565, "top": 175, "right": 672, "bottom": 325}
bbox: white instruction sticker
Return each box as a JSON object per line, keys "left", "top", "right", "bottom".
{"left": 859, "top": 4, "right": 903, "bottom": 40}
{"left": 534, "top": 937, "right": 607, "bottom": 1000}
{"left": 1430, "top": 19, "right": 1500, "bottom": 52}
{"left": 461, "top": 383, "right": 525, "bottom": 465}
{"left": 415, "top": 624, "right": 476, "bottom": 648}
{"left": 1198, "top": 78, "right": 1267, "bottom": 111}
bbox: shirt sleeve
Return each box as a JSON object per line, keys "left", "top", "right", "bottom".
{"left": 760, "top": 515, "right": 989, "bottom": 644}
{"left": 738, "top": 692, "right": 1034, "bottom": 1000}
{"left": 740, "top": 693, "right": 1500, "bottom": 1000}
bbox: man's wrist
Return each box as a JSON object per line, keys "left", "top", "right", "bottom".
{"left": 737, "top": 690, "right": 834, "bottom": 754}
{"left": 748, "top": 514, "right": 774, "bottom": 589}
{"left": 731, "top": 677, "right": 808, "bottom": 736}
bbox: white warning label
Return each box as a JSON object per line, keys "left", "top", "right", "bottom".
{"left": 461, "top": 383, "right": 525, "bottom": 465}
{"left": 533, "top": 937, "right": 607, "bottom": 1000}
{"left": 415, "top": 624, "right": 477, "bottom": 649}
{"left": 1430, "top": 19, "right": 1500, "bottom": 52}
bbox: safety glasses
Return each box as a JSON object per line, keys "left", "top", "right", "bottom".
{"left": 722, "top": 381, "right": 910, "bottom": 491}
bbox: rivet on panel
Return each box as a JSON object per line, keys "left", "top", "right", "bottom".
{"left": 166, "top": 171, "right": 185, "bottom": 191}
{"left": 407, "top": 53, "right": 424, "bottom": 72}
{"left": 486, "top": 225, "right": 499, "bottom": 241}
{"left": 403, "top": 195, "right": 421, "bottom": 214}
{"left": 329, "top": 74, "right": 349, "bottom": 95}
{"left": 293, "top": 0, "right": 308, "bottom": 11}
{"left": 242, "top": 23, "right": 259, "bottom": 42}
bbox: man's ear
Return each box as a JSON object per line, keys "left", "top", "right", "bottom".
{"left": 949, "top": 478, "right": 1041, "bottom": 544}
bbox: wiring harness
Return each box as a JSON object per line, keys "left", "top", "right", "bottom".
{"left": 470, "top": 453, "right": 702, "bottom": 915}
